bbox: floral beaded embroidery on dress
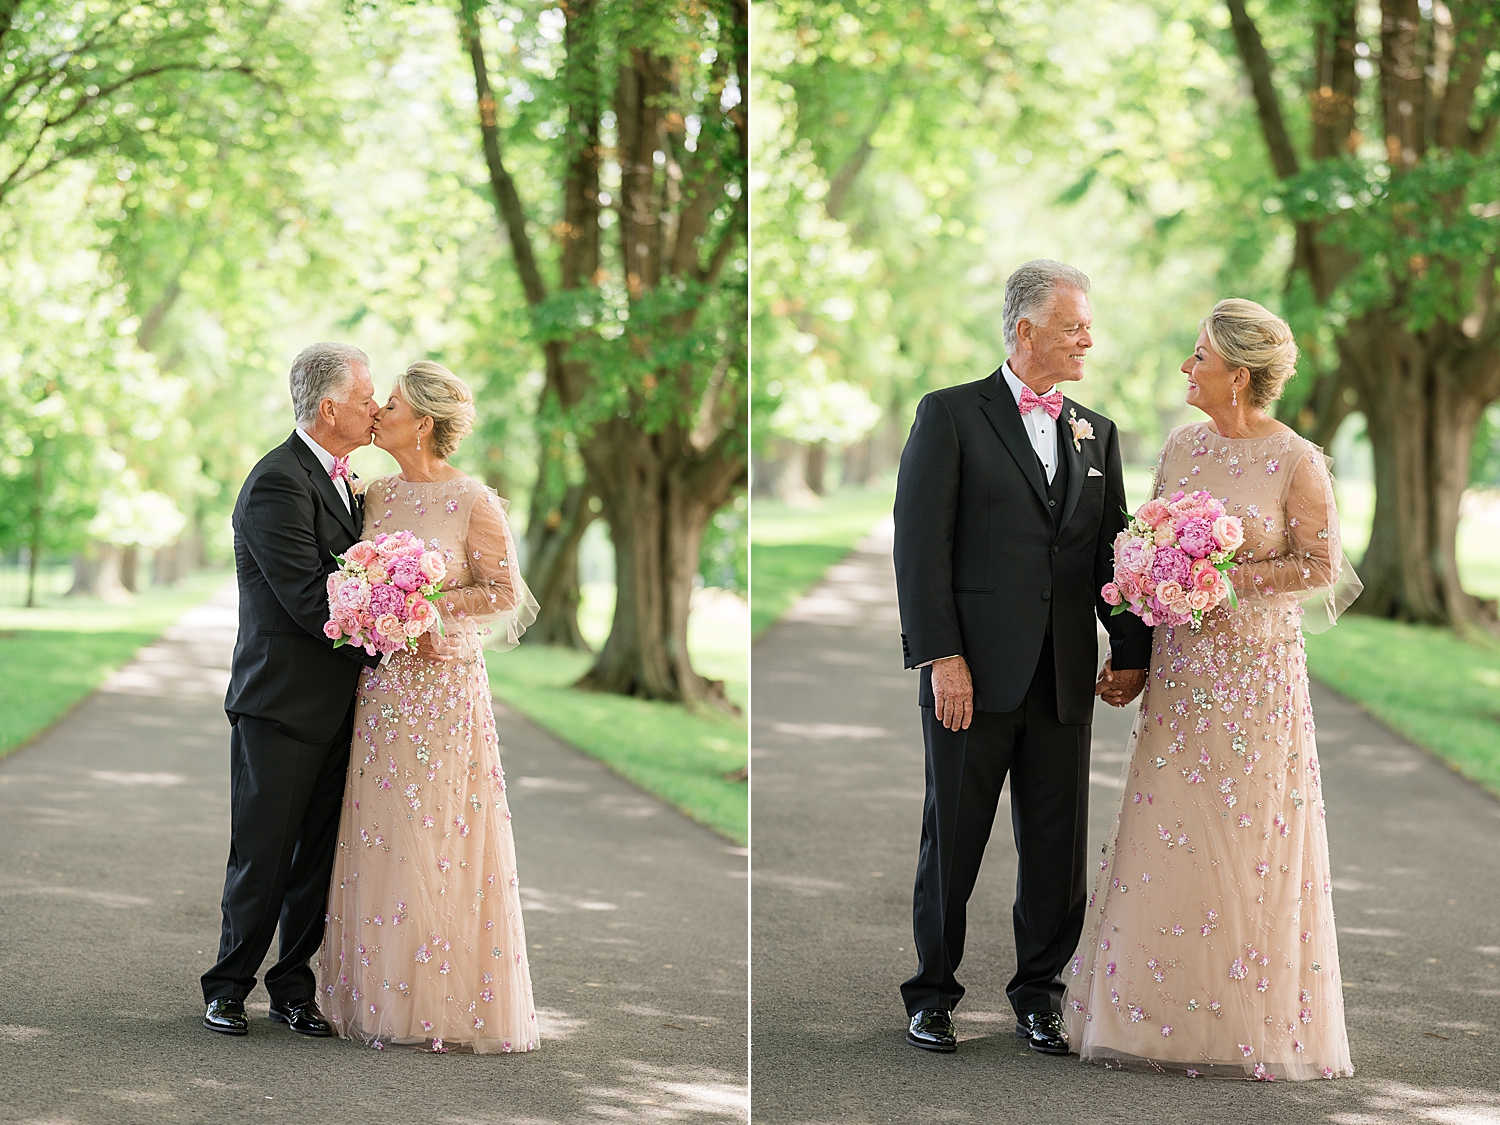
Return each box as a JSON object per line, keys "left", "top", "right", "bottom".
{"left": 316, "top": 475, "right": 540, "bottom": 1053}
{"left": 1065, "top": 425, "right": 1359, "bottom": 1081}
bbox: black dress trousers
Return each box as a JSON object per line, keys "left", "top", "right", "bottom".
{"left": 200, "top": 704, "right": 356, "bottom": 1005}
{"left": 900, "top": 630, "right": 1092, "bottom": 1019}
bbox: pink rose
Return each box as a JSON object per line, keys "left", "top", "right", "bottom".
{"left": 366, "top": 564, "right": 387, "bottom": 586}
{"left": 1212, "top": 515, "right": 1244, "bottom": 553}
{"left": 419, "top": 551, "right": 446, "bottom": 584}
{"left": 403, "top": 616, "right": 427, "bottom": 638}
{"left": 1156, "top": 580, "right": 1186, "bottom": 607}
{"left": 374, "top": 613, "right": 403, "bottom": 641}
{"left": 1101, "top": 582, "right": 1122, "bottom": 606}
{"left": 345, "top": 541, "right": 378, "bottom": 568}
{"left": 323, "top": 618, "right": 342, "bottom": 640}
{"left": 1187, "top": 588, "right": 1213, "bottom": 612}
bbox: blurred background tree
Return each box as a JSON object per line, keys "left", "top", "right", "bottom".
{"left": 754, "top": 0, "right": 1500, "bottom": 631}
{"left": 0, "top": 0, "right": 748, "bottom": 692}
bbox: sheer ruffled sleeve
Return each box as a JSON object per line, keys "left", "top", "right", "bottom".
{"left": 1228, "top": 445, "right": 1363, "bottom": 630}
{"left": 432, "top": 489, "right": 539, "bottom": 654}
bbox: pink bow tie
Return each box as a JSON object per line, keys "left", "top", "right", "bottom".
{"left": 329, "top": 456, "right": 351, "bottom": 484}
{"left": 1017, "top": 385, "right": 1064, "bottom": 419}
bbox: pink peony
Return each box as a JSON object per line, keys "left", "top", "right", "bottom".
{"left": 1212, "top": 515, "right": 1244, "bottom": 552}
{"left": 1176, "top": 517, "right": 1217, "bottom": 558}
{"left": 1101, "top": 582, "right": 1122, "bottom": 606}
{"left": 336, "top": 578, "right": 370, "bottom": 610}
{"left": 369, "top": 583, "right": 406, "bottom": 617}
{"left": 1116, "top": 535, "right": 1155, "bottom": 576}
{"left": 1138, "top": 498, "right": 1172, "bottom": 528}
{"left": 388, "top": 556, "right": 423, "bottom": 592}
{"left": 1150, "top": 545, "right": 1194, "bottom": 588}
{"left": 419, "top": 551, "right": 446, "bottom": 584}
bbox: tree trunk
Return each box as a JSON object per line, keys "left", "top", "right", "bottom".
{"left": 1341, "top": 313, "right": 1497, "bottom": 627}
{"left": 576, "top": 420, "right": 742, "bottom": 711}
{"left": 522, "top": 479, "right": 594, "bottom": 650}
{"left": 804, "top": 441, "right": 828, "bottom": 495}
{"left": 119, "top": 545, "right": 140, "bottom": 594}
{"left": 68, "top": 542, "right": 130, "bottom": 603}
{"left": 24, "top": 450, "right": 42, "bottom": 607}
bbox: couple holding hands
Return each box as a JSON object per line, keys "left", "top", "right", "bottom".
{"left": 894, "top": 259, "right": 1358, "bottom": 1081}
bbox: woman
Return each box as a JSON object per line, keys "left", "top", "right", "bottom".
{"left": 1066, "top": 299, "right": 1359, "bottom": 1080}
{"left": 316, "top": 361, "right": 540, "bottom": 1053}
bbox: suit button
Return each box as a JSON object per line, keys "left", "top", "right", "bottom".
{"left": 1052, "top": 545, "right": 1059, "bottom": 555}
{"left": 1043, "top": 590, "right": 1052, "bottom": 600}
{"left": 1049, "top": 499, "right": 1056, "bottom": 506}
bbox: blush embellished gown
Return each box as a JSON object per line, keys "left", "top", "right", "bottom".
{"left": 1065, "top": 424, "right": 1360, "bottom": 1081}
{"left": 316, "top": 475, "right": 540, "bottom": 1053}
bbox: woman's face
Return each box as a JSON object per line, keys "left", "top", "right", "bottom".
{"left": 373, "top": 384, "right": 430, "bottom": 455}
{"left": 1182, "top": 330, "right": 1242, "bottom": 414}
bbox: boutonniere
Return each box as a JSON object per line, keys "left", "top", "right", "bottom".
{"left": 349, "top": 474, "right": 367, "bottom": 499}
{"left": 1067, "top": 408, "right": 1095, "bottom": 452}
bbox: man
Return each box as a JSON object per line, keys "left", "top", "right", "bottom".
{"left": 893, "top": 260, "right": 1151, "bottom": 1056}
{"left": 201, "top": 343, "right": 383, "bottom": 1036}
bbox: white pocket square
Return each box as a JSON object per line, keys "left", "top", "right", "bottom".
{"left": 1087, "top": 467, "right": 1104, "bottom": 478}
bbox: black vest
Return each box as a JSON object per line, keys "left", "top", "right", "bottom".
{"left": 1040, "top": 421, "right": 1069, "bottom": 529}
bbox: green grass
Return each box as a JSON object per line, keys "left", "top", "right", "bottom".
{"left": 750, "top": 482, "right": 897, "bottom": 636}
{"left": 0, "top": 570, "right": 231, "bottom": 757}
{"left": 1306, "top": 617, "right": 1500, "bottom": 798}
{"left": 487, "top": 583, "right": 748, "bottom": 844}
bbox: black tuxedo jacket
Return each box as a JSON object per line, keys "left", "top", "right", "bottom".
{"left": 893, "top": 368, "right": 1152, "bottom": 724}
{"left": 223, "top": 432, "right": 381, "bottom": 744}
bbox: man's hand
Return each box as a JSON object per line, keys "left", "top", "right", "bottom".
{"left": 1095, "top": 656, "right": 1146, "bottom": 707}
{"left": 932, "top": 655, "right": 974, "bottom": 731}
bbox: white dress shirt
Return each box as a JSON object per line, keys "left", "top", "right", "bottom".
{"left": 1001, "top": 361, "right": 1058, "bottom": 484}
{"left": 295, "top": 426, "right": 351, "bottom": 513}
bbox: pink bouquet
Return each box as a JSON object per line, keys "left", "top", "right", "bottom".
{"left": 324, "top": 530, "right": 448, "bottom": 655}
{"left": 1102, "top": 490, "right": 1244, "bottom": 628}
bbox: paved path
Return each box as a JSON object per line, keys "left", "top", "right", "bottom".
{"left": 752, "top": 522, "right": 1500, "bottom": 1124}
{"left": 0, "top": 583, "right": 747, "bottom": 1124}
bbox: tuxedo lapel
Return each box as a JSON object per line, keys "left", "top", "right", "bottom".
{"left": 1057, "top": 402, "right": 1087, "bottom": 535}
{"left": 285, "top": 432, "right": 361, "bottom": 541}
{"left": 978, "top": 370, "right": 1050, "bottom": 513}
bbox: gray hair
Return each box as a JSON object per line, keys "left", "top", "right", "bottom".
{"left": 1001, "top": 259, "right": 1092, "bottom": 354}
{"left": 289, "top": 342, "right": 370, "bottom": 426}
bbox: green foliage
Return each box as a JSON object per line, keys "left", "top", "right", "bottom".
{"left": 1306, "top": 618, "right": 1500, "bottom": 799}
{"left": 486, "top": 644, "right": 747, "bottom": 843}
{"left": 700, "top": 491, "right": 747, "bottom": 594}
{"left": 749, "top": 483, "right": 894, "bottom": 635}
{"left": 0, "top": 570, "right": 229, "bottom": 757}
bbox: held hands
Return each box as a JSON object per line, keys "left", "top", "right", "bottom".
{"left": 932, "top": 655, "right": 974, "bottom": 731}
{"left": 413, "top": 630, "right": 455, "bottom": 663}
{"left": 1095, "top": 656, "right": 1146, "bottom": 708}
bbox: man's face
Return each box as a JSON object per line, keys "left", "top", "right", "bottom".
{"left": 1019, "top": 286, "right": 1093, "bottom": 388}
{"left": 327, "top": 363, "right": 379, "bottom": 452}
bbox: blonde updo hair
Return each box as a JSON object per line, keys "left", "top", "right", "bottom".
{"left": 1201, "top": 298, "right": 1299, "bottom": 409}
{"left": 394, "top": 361, "right": 476, "bottom": 460}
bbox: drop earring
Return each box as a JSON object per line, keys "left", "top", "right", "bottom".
{"left": 417, "top": 435, "right": 422, "bottom": 451}
{"left": 1232, "top": 387, "right": 1237, "bottom": 407}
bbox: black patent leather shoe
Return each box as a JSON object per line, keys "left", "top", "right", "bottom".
{"left": 268, "top": 997, "right": 334, "bottom": 1037}
{"left": 907, "top": 1008, "right": 956, "bottom": 1052}
{"left": 203, "top": 997, "right": 248, "bottom": 1036}
{"left": 1016, "top": 1010, "right": 1069, "bottom": 1055}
